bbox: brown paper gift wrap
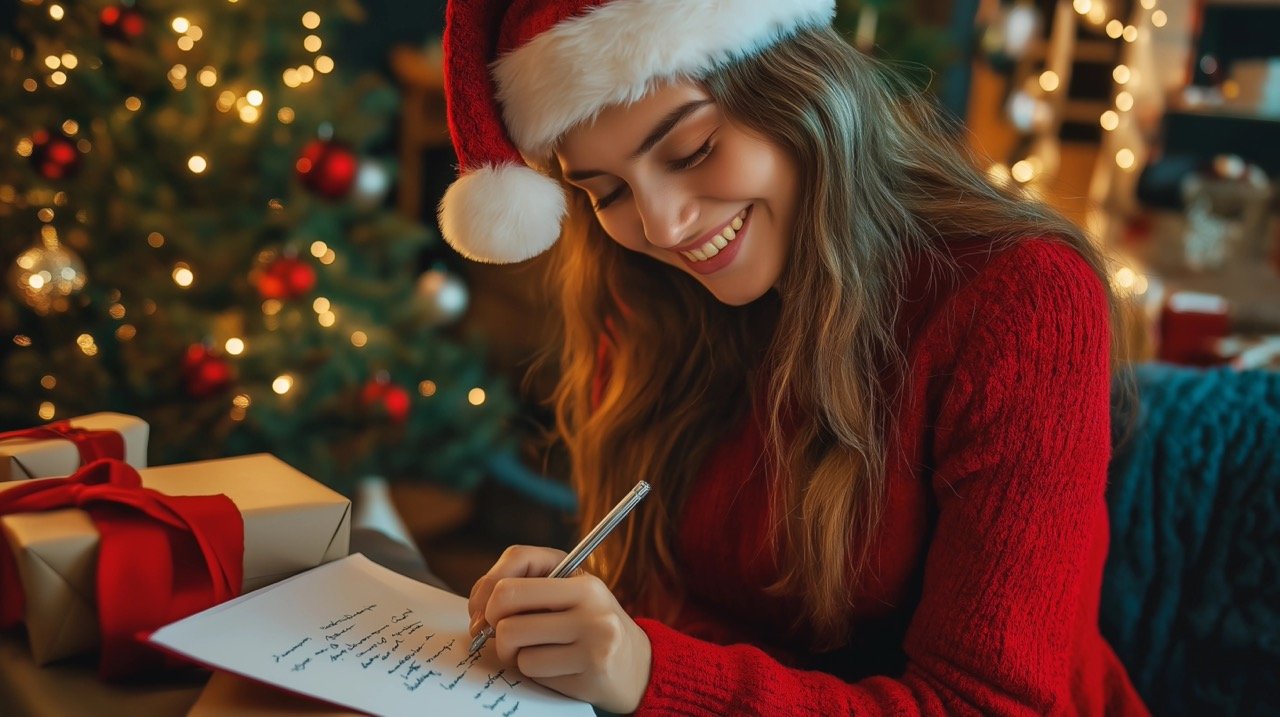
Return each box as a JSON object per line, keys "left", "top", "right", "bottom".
{"left": 0, "top": 453, "right": 350, "bottom": 665}
{"left": 0, "top": 412, "right": 150, "bottom": 482}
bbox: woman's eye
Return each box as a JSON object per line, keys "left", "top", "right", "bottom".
{"left": 669, "top": 140, "right": 713, "bottom": 171}
{"left": 593, "top": 186, "right": 627, "bottom": 211}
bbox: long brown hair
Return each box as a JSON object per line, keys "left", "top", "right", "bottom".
{"left": 544, "top": 27, "right": 1129, "bottom": 650}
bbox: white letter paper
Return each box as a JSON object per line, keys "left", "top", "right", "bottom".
{"left": 150, "top": 554, "right": 594, "bottom": 717}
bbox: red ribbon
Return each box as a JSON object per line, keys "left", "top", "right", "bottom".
{"left": 0, "top": 458, "right": 243, "bottom": 679}
{"left": 0, "top": 421, "right": 127, "bottom": 477}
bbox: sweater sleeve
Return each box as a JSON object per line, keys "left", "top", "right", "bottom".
{"left": 632, "top": 242, "right": 1114, "bottom": 716}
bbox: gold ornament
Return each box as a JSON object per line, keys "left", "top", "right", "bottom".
{"left": 9, "top": 239, "right": 87, "bottom": 314}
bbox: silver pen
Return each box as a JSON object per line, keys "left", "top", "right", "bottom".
{"left": 468, "top": 480, "right": 651, "bottom": 655}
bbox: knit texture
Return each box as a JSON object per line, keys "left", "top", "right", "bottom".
{"left": 631, "top": 240, "right": 1149, "bottom": 716}
{"left": 1103, "top": 363, "right": 1280, "bottom": 717}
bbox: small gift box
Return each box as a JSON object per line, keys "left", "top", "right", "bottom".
{"left": 0, "top": 453, "right": 350, "bottom": 665}
{"left": 0, "top": 412, "right": 149, "bottom": 482}
{"left": 1158, "top": 291, "right": 1232, "bottom": 366}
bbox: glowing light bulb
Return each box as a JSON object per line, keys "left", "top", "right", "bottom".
{"left": 302, "top": 11, "right": 321, "bottom": 29}
{"left": 1039, "top": 71, "right": 1060, "bottom": 92}
{"left": 468, "top": 388, "right": 487, "bottom": 406}
{"left": 1115, "top": 148, "right": 1136, "bottom": 169}
{"left": 1011, "top": 160, "right": 1035, "bottom": 183}
{"left": 172, "top": 264, "right": 195, "bottom": 287}
{"left": 172, "top": 17, "right": 191, "bottom": 33}
{"left": 273, "top": 375, "right": 294, "bottom": 394}
{"left": 188, "top": 154, "right": 208, "bottom": 173}
{"left": 225, "top": 337, "right": 245, "bottom": 355}
{"left": 1100, "top": 110, "right": 1120, "bottom": 130}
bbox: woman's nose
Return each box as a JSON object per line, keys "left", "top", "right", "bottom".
{"left": 635, "top": 187, "right": 696, "bottom": 250}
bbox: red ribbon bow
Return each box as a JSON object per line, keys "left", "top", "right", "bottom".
{"left": 0, "top": 458, "right": 243, "bottom": 679}
{"left": 0, "top": 421, "right": 127, "bottom": 478}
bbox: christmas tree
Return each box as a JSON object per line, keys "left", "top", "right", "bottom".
{"left": 0, "top": 0, "right": 515, "bottom": 491}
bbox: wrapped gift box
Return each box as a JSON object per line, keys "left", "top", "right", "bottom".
{"left": 0, "top": 453, "right": 350, "bottom": 665}
{"left": 1, "top": 413, "right": 149, "bottom": 482}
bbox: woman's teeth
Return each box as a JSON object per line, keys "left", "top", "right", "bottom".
{"left": 683, "top": 208, "right": 747, "bottom": 262}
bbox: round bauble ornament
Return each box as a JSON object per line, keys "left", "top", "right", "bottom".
{"left": 352, "top": 159, "right": 392, "bottom": 210}
{"left": 182, "top": 344, "right": 233, "bottom": 398}
{"left": 980, "top": 3, "right": 1040, "bottom": 72}
{"left": 296, "top": 139, "right": 358, "bottom": 200}
{"left": 255, "top": 255, "right": 316, "bottom": 301}
{"left": 414, "top": 268, "right": 469, "bottom": 327}
{"left": 99, "top": 5, "right": 146, "bottom": 44}
{"left": 360, "top": 376, "right": 411, "bottom": 423}
{"left": 29, "top": 129, "right": 82, "bottom": 181}
{"left": 9, "top": 241, "right": 87, "bottom": 315}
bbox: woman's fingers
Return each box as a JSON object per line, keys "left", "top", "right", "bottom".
{"left": 514, "top": 644, "right": 587, "bottom": 679}
{"left": 491, "top": 611, "right": 579, "bottom": 666}
{"left": 483, "top": 575, "right": 596, "bottom": 628}
{"left": 467, "top": 545, "right": 568, "bottom": 624}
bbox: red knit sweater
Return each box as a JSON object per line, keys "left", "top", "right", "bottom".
{"left": 629, "top": 240, "right": 1150, "bottom": 715}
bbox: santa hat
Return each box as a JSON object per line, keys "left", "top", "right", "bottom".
{"left": 438, "top": 0, "right": 836, "bottom": 264}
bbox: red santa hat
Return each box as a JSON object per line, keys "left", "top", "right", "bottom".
{"left": 438, "top": 0, "right": 836, "bottom": 264}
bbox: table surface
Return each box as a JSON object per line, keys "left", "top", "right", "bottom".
{"left": 0, "top": 528, "right": 447, "bottom": 717}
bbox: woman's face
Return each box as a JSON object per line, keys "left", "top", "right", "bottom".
{"left": 555, "top": 79, "right": 799, "bottom": 306}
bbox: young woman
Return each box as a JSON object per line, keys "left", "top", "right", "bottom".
{"left": 438, "top": 1, "right": 1149, "bottom": 714}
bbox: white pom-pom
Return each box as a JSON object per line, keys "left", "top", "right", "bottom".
{"left": 437, "top": 164, "right": 567, "bottom": 264}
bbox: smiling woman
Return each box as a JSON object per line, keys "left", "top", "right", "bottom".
{"left": 555, "top": 84, "right": 797, "bottom": 305}
{"left": 435, "top": 1, "right": 1150, "bottom": 716}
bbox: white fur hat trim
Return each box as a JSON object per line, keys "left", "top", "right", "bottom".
{"left": 438, "top": 163, "right": 568, "bottom": 264}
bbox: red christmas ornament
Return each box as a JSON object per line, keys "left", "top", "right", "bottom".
{"left": 99, "top": 5, "right": 146, "bottom": 43}
{"left": 29, "top": 129, "right": 82, "bottom": 181}
{"left": 296, "top": 139, "right": 358, "bottom": 200}
{"left": 182, "top": 344, "right": 233, "bottom": 398}
{"left": 256, "top": 256, "right": 316, "bottom": 301}
{"left": 360, "top": 378, "right": 411, "bottom": 423}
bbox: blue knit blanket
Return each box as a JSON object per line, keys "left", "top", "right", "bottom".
{"left": 1103, "top": 363, "right": 1280, "bottom": 717}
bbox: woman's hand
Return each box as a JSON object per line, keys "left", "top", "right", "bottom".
{"left": 468, "top": 545, "right": 652, "bottom": 714}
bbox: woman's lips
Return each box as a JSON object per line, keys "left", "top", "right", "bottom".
{"left": 677, "top": 206, "right": 751, "bottom": 276}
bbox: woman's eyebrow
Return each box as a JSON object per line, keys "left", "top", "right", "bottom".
{"left": 564, "top": 99, "right": 712, "bottom": 182}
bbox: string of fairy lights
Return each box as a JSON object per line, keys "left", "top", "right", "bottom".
{"left": 992, "top": 0, "right": 1170, "bottom": 189}
{"left": 984, "top": 0, "right": 1174, "bottom": 301}
{"left": 4, "top": 0, "right": 485, "bottom": 423}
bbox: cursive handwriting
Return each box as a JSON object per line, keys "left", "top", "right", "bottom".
{"left": 272, "top": 637, "right": 310, "bottom": 663}
{"left": 393, "top": 620, "right": 424, "bottom": 638}
{"left": 406, "top": 668, "right": 442, "bottom": 691}
{"left": 318, "top": 604, "right": 376, "bottom": 630}
{"left": 265, "top": 601, "right": 547, "bottom": 708}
